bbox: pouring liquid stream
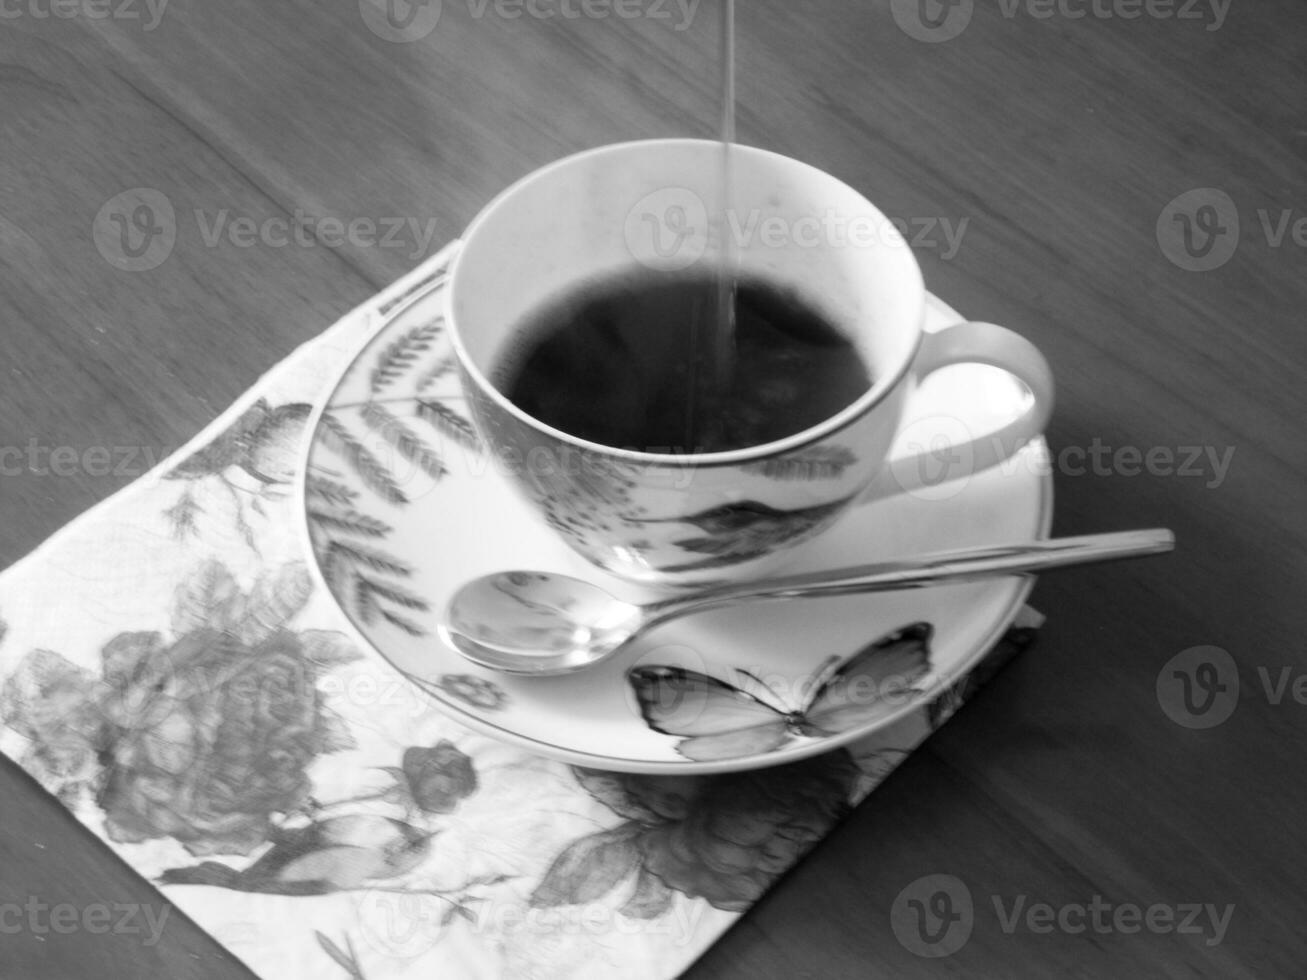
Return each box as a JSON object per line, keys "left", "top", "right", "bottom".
{"left": 685, "top": 0, "right": 738, "bottom": 450}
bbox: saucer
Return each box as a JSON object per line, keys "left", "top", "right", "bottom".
{"left": 298, "top": 272, "right": 1052, "bottom": 774}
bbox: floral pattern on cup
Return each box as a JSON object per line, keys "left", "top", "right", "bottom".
{"left": 463, "top": 363, "right": 874, "bottom": 582}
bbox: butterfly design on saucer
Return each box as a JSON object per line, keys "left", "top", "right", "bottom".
{"left": 628, "top": 623, "right": 935, "bottom": 762}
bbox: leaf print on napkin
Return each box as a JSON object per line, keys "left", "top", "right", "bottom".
{"left": 241, "top": 403, "right": 313, "bottom": 484}
{"left": 167, "top": 398, "right": 272, "bottom": 480}
{"left": 164, "top": 489, "right": 202, "bottom": 539}
{"left": 317, "top": 935, "right": 373, "bottom": 980}
{"left": 168, "top": 399, "right": 314, "bottom": 486}
{"left": 170, "top": 559, "right": 245, "bottom": 636}
{"left": 237, "top": 561, "right": 316, "bottom": 644}
{"left": 164, "top": 400, "right": 313, "bottom": 546}
{"left": 620, "top": 867, "right": 675, "bottom": 920}
{"left": 316, "top": 932, "right": 369, "bottom": 980}
{"left": 529, "top": 823, "right": 644, "bottom": 908}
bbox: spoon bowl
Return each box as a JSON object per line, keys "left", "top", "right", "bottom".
{"left": 442, "top": 572, "right": 642, "bottom": 674}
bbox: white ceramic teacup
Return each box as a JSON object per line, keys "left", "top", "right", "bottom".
{"left": 446, "top": 139, "right": 1054, "bottom": 584}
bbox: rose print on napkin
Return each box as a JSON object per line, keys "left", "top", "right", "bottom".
{"left": 0, "top": 558, "right": 359, "bottom": 852}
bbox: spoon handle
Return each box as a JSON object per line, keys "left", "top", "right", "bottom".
{"left": 643, "top": 528, "right": 1175, "bottom": 625}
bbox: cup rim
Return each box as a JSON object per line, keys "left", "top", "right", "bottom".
{"left": 447, "top": 137, "right": 926, "bottom": 468}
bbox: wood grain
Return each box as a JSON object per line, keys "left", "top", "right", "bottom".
{"left": 1, "top": 0, "right": 1304, "bottom": 976}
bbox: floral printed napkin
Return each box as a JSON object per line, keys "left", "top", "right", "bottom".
{"left": 0, "top": 245, "right": 1041, "bottom": 980}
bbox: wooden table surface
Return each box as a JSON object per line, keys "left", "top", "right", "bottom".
{"left": 1, "top": 0, "right": 1304, "bottom": 976}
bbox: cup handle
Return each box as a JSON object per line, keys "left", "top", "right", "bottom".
{"left": 862, "top": 321, "right": 1055, "bottom": 502}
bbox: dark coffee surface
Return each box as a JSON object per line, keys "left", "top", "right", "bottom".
{"left": 499, "top": 271, "right": 872, "bottom": 453}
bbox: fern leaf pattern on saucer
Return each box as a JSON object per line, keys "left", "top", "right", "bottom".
{"left": 318, "top": 413, "right": 409, "bottom": 506}
{"left": 310, "top": 515, "right": 430, "bottom": 635}
{"left": 306, "top": 475, "right": 360, "bottom": 509}
{"left": 308, "top": 313, "right": 482, "bottom": 638}
{"left": 305, "top": 508, "right": 389, "bottom": 538}
{"left": 370, "top": 317, "right": 443, "bottom": 395}
{"left": 417, "top": 354, "right": 458, "bottom": 391}
{"left": 361, "top": 402, "right": 449, "bottom": 480}
{"left": 416, "top": 399, "right": 479, "bottom": 451}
